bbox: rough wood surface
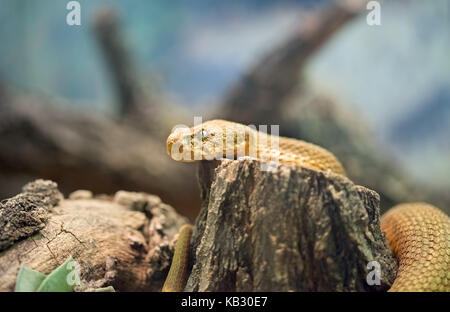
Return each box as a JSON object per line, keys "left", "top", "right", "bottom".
{"left": 185, "top": 159, "right": 397, "bottom": 291}
{"left": 0, "top": 180, "right": 188, "bottom": 291}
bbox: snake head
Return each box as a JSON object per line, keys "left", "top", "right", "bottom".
{"left": 167, "top": 120, "right": 258, "bottom": 162}
{"left": 166, "top": 121, "right": 224, "bottom": 161}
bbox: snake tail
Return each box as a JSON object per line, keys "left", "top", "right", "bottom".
{"left": 162, "top": 224, "right": 193, "bottom": 292}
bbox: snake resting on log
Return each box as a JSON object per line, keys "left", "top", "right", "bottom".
{"left": 163, "top": 119, "right": 450, "bottom": 292}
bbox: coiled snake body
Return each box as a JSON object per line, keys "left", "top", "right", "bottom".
{"left": 164, "top": 119, "right": 450, "bottom": 292}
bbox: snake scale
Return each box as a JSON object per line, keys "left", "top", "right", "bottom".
{"left": 163, "top": 119, "right": 450, "bottom": 292}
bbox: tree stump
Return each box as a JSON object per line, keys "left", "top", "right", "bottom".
{"left": 186, "top": 159, "right": 397, "bottom": 291}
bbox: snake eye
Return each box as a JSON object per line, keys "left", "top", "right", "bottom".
{"left": 201, "top": 129, "right": 211, "bottom": 141}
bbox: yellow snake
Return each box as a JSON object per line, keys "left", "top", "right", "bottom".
{"left": 163, "top": 119, "right": 450, "bottom": 292}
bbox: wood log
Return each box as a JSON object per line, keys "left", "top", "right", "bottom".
{"left": 185, "top": 159, "right": 397, "bottom": 291}
{"left": 0, "top": 179, "right": 189, "bottom": 291}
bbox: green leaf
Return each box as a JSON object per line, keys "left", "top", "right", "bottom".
{"left": 37, "top": 256, "right": 80, "bottom": 292}
{"left": 15, "top": 266, "right": 47, "bottom": 292}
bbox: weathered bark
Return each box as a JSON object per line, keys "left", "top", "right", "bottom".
{"left": 0, "top": 180, "right": 62, "bottom": 251}
{"left": 0, "top": 180, "right": 189, "bottom": 292}
{"left": 185, "top": 159, "right": 397, "bottom": 291}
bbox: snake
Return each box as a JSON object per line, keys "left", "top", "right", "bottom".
{"left": 163, "top": 119, "right": 450, "bottom": 292}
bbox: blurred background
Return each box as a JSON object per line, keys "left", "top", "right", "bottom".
{"left": 0, "top": 0, "right": 449, "bottom": 219}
